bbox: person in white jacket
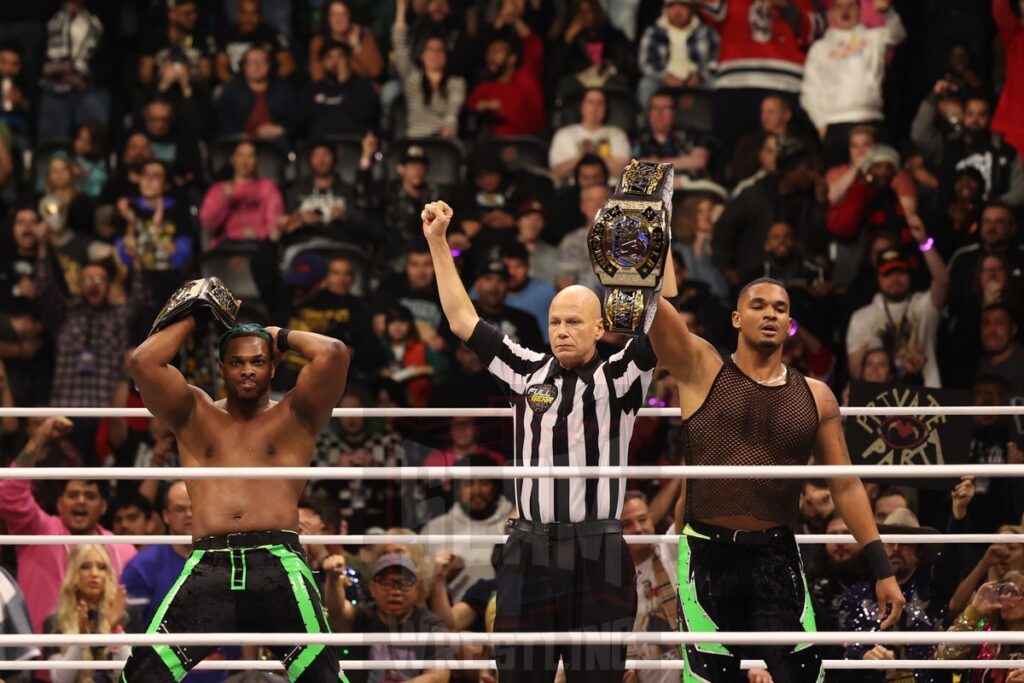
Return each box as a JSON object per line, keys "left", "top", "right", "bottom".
{"left": 421, "top": 453, "right": 514, "bottom": 604}
{"left": 800, "top": 0, "right": 905, "bottom": 167}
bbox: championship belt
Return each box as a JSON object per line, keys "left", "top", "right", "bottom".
{"left": 149, "top": 277, "right": 239, "bottom": 336}
{"left": 588, "top": 161, "right": 674, "bottom": 335}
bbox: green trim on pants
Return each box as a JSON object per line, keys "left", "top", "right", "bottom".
{"left": 677, "top": 530, "right": 730, "bottom": 683}
{"left": 133, "top": 549, "right": 206, "bottom": 682}
{"left": 267, "top": 545, "right": 336, "bottom": 681}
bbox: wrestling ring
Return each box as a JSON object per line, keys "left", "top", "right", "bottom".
{"left": 1, "top": 404, "right": 1022, "bottom": 675}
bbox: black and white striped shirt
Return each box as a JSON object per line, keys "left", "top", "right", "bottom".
{"left": 466, "top": 320, "right": 657, "bottom": 523}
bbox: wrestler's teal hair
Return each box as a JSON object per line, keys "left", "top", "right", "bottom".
{"left": 218, "top": 323, "right": 273, "bottom": 361}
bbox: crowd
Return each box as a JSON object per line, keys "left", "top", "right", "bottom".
{"left": 0, "top": 0, "right": 1023, "bottom": 680}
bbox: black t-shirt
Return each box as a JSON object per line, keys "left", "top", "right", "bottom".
{"left": 217, "top": 24, "right": 290, "bottom": 75}
{"left": 346, "top": 604, "right": 453, "bottom": 683}
{"left": 478, "top": 304, "right": 545, "bottom": 353}
{"left": 460, "top": 577, "right": 496, "bottom": 633}
{"left": 0, "top": 255, "right": 37, "bottom": 312}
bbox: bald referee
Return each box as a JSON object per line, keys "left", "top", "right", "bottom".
{"left": 422, "top": 200, "right": 669, "bottom": 682}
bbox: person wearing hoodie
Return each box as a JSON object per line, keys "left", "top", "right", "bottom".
{"left": 636, "top": 0, "right": 719, "bottom": 108}
{"left": 800, "top": 0, "right": 905, "bottom": 167}
{"left": 421, "top": 453, "right": 513, "bottom": 603}
{"left": 0, "top": 416, "right": 137, "bottom": 633}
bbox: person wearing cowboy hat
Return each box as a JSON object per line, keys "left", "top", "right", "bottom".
{"left": 838, "top": 507, "right": 963, "bottom": 682}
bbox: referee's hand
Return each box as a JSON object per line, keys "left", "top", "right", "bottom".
{"left": 422, "top": 201, "right": 454, "bottom": 239}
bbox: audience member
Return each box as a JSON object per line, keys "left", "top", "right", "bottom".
{"left": 41, "top": 155, "right": 96, "bottom": 239}
{"left": 214, "top": 0, "right": 294, "bottom": 83}
{"left": 0, "top": 40, "right": 33, "bottom": 147}
{"left": 674, "top": 192, "right": 727, "bottom": 299}
{"left": 199, "top": 140, "right": 285, "bottom": 247}
{"left": 500, "top": 241, "right": 556, "bottom": 342}
{"left": 137, "top": 0, "right": 214, "bottom": 92}
{"left": 302, "top": 42, "right": 379, "bottom": 138}
{"left": 620, "top": 492, "right": 680, "bottom": 683}
{"left": 325, "top": 552, "right": 453, "bottom": 683}
{"left": 555, "top": 0, "right": 636, "bottom": 93}
{"left": 372, "top": 245, "right": 448, "bottom": 351}
{"left": 549, "top": 88, "right": 630, "bottom": 185}
{"left": 514, "top": 200, "right": 559, "bottom": 287}
{"left": 392, "top": 0, "right": 466, "bottom": 139}
{"left": 138, "top": 98, "right": 202, "bottom": 190}
{"left": 466, "top": 18, "right": 545, "bottom": 136}
{"left": 912, "top": 86, "right": 1024, "bottom": 208}
{"left": 108, "top": 494, "right": 155, "bottom": 543}
{"left": 379, "top": 304, "right": 435, "bottom": 407}
{"left": 422, "top": 454, "right": 512, "bottom": 602}
{"left": 557, "top": 183, "right": 612, "bottom": 291}
{"left": 70, "top": 120, "right": 108, "bottom": 200}
{"left": 548, "top": 154, "right": 610, "bottom": 244}
{"left": 0, "top": 416, "right": 136, "bottom": 631}
{"left": 637, "top": 1, "right": 719, "bottom": 107}
{"left": 0, "top": 564, "right": 38, "bottom": 683}
{"left": 214, "top": 46, "right": 298, "bottom": 145}
{"left": 632, "top": 90, "right": 711, "bottom": 182}
{"left": 800, "top": 0, "right": 905, "bottom": 166}
{"left": 37, "top": 0, "right": 109, "bottom": 142}
{"left": 375, "top": 145, "right": 439, "bottom": 275}
{"left": 846, "top": 237, "right": 949, "bottom": 387}
{"left": 712, "top": 138, "right": 827, "bottom": 287}
{"left": 978, "top": 304, "right": 1024, "bottom": 399}
{"left": 992, "top": 0, "right": 1024, "bottom": 159}
{"left": 44, "top": 544, "right": 131, "bottom": 682}
{"left": 307, "top": 0, "right": 384, "bottom": 83}
{"left": 730, "top": 94, "right": 815, "bottom": 184}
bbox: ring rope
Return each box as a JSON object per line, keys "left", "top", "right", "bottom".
{"left": 0, "top": 405, "right": 1020, "bottom": 418}
{"left": 4, "top": 631, "right": 1023, "bottom": 647}
{"left": 1, "top": 534, "right": 1021, "bottom": 546}
{"left": 3, "top": 659, "right": 1023, "bottom": 672}
{"left": 2, "top": 464, "right": 1020, "bottom": 480}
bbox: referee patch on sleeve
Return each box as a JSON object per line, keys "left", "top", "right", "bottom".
{"left": 525, "top": 383, "right": 558, "bottom": 414}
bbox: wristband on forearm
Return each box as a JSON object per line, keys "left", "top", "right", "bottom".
{"left": 863, "top": 539, "right": 894, "bottom": 580}
{"left": 276, "top": 328, "right": 292, "bottom": 353}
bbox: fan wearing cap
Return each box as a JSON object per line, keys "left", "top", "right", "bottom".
{"left": 846, "top": 225, "right": 950, "bottom": 387}
{"left": 452, "top": 153, "right": 522, "bottom": 243}
{"left": 712, "top": 137, "right": 828, "bottom": 286}
{"left": 120, "top": 310, "right": 351, "bottom": 681}
{"left": 376, "top": 144, "right": 439, "bottom": 276}
{"left": 501, "top": 241, "right": 557, "bottom": 343}
{"left": 469, "top": 253, "right": 545, "bottom": 352}
{"left": 515, "top": 199, "right": 560, "bottom": 287}
{"left": 325, "top": 552, "right": 453, "bottom": 683}
{"left": 422, "top": 200, "right": 665, "bottom": 682}
{"left": 839, "top": 508, "right": 962, "bottom": 679}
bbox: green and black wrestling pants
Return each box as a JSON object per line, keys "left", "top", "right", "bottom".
{"left": 120, "top": 530, "right": 346, "bottom": 682}
{"left": 676, "top": 521, "right": 824, "bottom": 683}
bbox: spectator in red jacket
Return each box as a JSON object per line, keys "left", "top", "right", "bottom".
{"left": 466, "top": 4, "right": 545, "bottom": 136}
{"left": 992, "top": 0, "right": 1024, "bottom": 159}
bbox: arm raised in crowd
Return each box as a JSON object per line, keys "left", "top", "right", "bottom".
{"left": 422, "top": 201, "right": 480, "bottom": 341}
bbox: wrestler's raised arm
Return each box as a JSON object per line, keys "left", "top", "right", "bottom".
{"left": 267, "top": 327, "right": 350, "bottom": 435}
{"left": 647, "top": 250, "right": 719, "bottom": 385}
{"left": 127, "top": 317, "right": 200, "bottom": 431}
{"left": 422, "top": 200, "right": 480, "bottom": 341}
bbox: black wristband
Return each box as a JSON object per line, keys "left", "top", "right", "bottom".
{"left": 863, "top": 539, "right": 894, "bottom": 580}
{"left": 276, "top": 328, "right": 292, "bottom": 354}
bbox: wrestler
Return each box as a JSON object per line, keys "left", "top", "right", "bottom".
{"left": 120, "top": 307, "right": 350, "bottom": 681}
{"left": 649, "top": 273, "right": 905, "bottom": 682}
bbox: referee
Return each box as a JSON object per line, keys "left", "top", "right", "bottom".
{"left": 421, "top": 201, "right": 666, "bottom": 683}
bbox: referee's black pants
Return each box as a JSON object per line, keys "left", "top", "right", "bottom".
{"left": 493, "top": 519, "right": 637, "bottom": 683}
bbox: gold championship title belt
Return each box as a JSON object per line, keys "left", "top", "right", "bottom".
{"left": 588, "top": 161, "right": 674, "bottom": 335}
{"left": 149, "top": 277, "right": 239, "bottom": 336}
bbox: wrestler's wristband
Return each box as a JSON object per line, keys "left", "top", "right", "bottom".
{"left": 277, "top": 328, "right": 292, "bottom": 353}
{"left": 863, "top": 539, "right": 894, "bottom": 580}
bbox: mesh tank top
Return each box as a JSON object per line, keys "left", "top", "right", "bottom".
{"left": 682, "top": 357, "right": 820, "bottom": 527}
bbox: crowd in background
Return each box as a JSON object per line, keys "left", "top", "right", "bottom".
{"left": 0, "top": 0, "right": 1023, "bottom": 680}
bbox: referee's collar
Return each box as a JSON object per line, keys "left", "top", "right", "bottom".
{"left": 547, "top": 349, "right": 602, "bottom": 382}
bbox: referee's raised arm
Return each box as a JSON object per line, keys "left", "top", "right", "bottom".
{"left": 421, "top": 200, "right": 479, "bottom": 342}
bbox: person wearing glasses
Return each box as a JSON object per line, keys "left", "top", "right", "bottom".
{"left": 325, "top": 552, "right": 454, "bottom": 683}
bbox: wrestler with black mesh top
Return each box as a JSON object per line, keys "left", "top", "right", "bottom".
{"left": 120, "top": 314, "right": 351, "bottom": 682}
{"left": 648, "top": 258, "right": 906, "bottom": 682}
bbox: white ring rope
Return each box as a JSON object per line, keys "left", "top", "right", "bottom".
{"left": 1, "top": 534, "right": 1021, "bottom": 546}
{"left": 4, "top": 631, "right": 1024, "bottom": 647}
{"left": 3, "top": 660, "right": 1023, "bottom": 672}
{"left": 3, "top": 464, "right": 1022, "bottom": 480}
{"left": 0, "top": 405, "right": 1021, "bottom": 418}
